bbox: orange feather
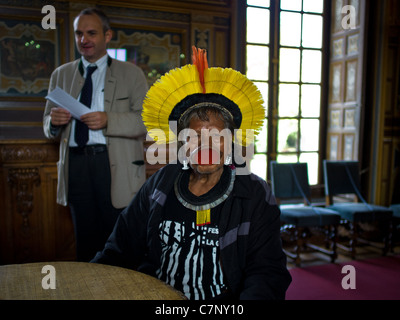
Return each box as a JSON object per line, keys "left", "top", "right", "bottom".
{"left": 192, "top": 46, "right": 208, "bottom": 93}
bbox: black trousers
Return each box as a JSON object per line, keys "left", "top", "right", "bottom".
{"left": 68, "top": 146, "right": 123, "bottom": 261}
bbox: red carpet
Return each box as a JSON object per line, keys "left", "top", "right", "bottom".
{"left": 286, "top": 255, "right": 400, "bottom": 300}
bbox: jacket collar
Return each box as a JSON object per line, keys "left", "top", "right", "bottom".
{"left": 231, "top": 172, "right": 253, "bottom": 199}
{"left": 78, "top": 55, "right": 113, "bottom": 76}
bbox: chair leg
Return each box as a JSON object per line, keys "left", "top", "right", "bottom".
{"left": 324, "top": 226, "right": 330, "bottom": 249}
{"left": 322, "top": 225, "right": 337, "bottom": 263}
{"left": 281, "top": 225, "right": 302, "bottom": 266}
{"left": 390, "top": 219, "right": 394, "bottom": 253}
{"left": 330, "top": 225, "right": 338, "bottom": 263}
{"left": 294, "top": 227, "right": 302, "bottom": 267}
{"left": 383, "top": 219, "right": 392, "bottom": 256}
{"left": 349, "top": 222, "right": 357, "bottom": 259}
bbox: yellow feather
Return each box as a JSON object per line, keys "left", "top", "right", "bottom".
{"left": 142, "top": 64, "right": 265, "bottom": 146}
{"left": 204, "top": 68, "right": 265, "bottom": 145}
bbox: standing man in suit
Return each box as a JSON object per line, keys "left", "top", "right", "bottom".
{"left": 43, "top": 8, "right": 148, "bottom": 261}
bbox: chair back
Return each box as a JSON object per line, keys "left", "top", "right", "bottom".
{"left": 270, "top": 162, "right": 311, "bottom": 200}
{"left": 323, "top": 160, "right": 361, "bottom": 204}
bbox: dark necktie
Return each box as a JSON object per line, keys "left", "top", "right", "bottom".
{"left": 75, "top": 65, "right": 97, "bottom": 147}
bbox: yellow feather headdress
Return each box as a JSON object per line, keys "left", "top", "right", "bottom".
{"left": 142, "top": 46, "right": 265, "bottom": 146}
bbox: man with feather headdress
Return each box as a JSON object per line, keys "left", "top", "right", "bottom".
{"left": 92, "top": 47, "right": 291, "bottom": 300}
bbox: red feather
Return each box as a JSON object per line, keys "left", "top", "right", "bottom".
{"left": 192, "top": 46, "right": 208, "bottom": 93}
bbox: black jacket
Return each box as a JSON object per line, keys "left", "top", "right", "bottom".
{"left": 92, "top": 164, "right": 292, "bottom": 299}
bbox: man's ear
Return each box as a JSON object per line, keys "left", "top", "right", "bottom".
{"left": 105, "top": 29, "right": 113, "bottom": 44}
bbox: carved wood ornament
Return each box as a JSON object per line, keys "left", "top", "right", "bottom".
{"left": 7, "top": 168, "right": 41, "bottom": 235}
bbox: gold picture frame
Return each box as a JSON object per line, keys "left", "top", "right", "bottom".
{"left": 0, "top": 12, "right": 66, "bottom": 101}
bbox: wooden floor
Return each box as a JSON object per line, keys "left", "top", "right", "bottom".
{"left": 286, "top": 243, "right": 400, "bottom": 269}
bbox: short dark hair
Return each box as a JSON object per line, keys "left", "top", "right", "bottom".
{"left": 177, "top": 104, "right": 237, "bottom": 135}
{"left": 75, "top": 7, "right": 111, "bottom": 33}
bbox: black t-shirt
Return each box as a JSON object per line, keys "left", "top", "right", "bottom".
{"left": 156, "top": 169, "right": 232, "bottom": 300}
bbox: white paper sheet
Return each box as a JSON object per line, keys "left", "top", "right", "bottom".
{"left": 45, "top": 86, "right": 91, "bottom": 119}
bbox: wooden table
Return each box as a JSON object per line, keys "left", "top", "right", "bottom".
{"left": 0, "top": 261, "right": 186, "bottom": 300}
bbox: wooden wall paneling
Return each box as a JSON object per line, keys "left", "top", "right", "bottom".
{"left": 368, "top": 0, "right": 400, "bottom": 205}
{"left": 345, "top": 59, "right": 358, "bottom": 103}
{"left": 343, "top": 133, "right": 355, "bottom": 160}
{"left": 329, "top": 61, "right": 344, "bottom": 104}
{"left": 8, "top": 166, "right": 42, "bottom": 262}
{"left": 191, "top": 11, "right": 231, "bottom": 67}
{"left": 41, "top": 165, "right": 76, "bottom": 261}
{"left": 379, "top": 139, "right": 392, "bottom": 204}
{"left": 0, "top": 143, "right": 46, "bottom": 263}
{"left": 327, "top": 0, "right": 366, "bottom": 163}
{"left": 327, "top": 133, "right": 341, "bottom": 160}
{"left": 214, "top": 29, "right": 229, "bottom": 67}
{"left": 387, "top": 33, "right": 400, "bottom": 205}
{"left": 391, "top": 138, "right": 400, "bottom": 203}
{"left": 0, "top": 141, "right": 75, "bottom": 264}
{"left": 0, "top": 165, "right": 15, "bottom": 264}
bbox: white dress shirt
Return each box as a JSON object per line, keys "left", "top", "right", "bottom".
{"left": 69, "top": 54, "right": 108, "bottom": 147}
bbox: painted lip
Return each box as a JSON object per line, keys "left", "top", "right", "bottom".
{"left": 189, "top": 146, "right": 222, "bottom": 165}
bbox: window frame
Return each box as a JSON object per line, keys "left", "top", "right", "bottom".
{"left": 245, "top": 0, "right": 330, "bottom": 185}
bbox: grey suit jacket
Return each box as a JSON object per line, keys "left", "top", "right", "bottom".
{"left": 43, "top": 57, "right": 148, "bottom": 208}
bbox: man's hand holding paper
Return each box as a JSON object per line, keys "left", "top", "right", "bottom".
{"left": 50, "top": 107, "right": 72, "bottom": 126}
{"left": 80, "top": 111, "right": 108, "bottom": 130}
{"left": 46, "top": 86, "right": 107, "bottom": 129}
{"left": 46, "top": 86, "right": 91, "bottom": 120}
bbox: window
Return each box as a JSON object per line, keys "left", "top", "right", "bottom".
{"left": 246, "top": 0, "right": 326, "bottom": 185}
{"left": 107, "top": 48, "right": 127, "bottom": 61}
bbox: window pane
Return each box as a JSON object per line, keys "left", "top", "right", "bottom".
{"left": 116, "top": 49, "right": 127, "bottom": 61}
{"left": 303, "top": 0, "right": 324, "bottom": 13}
{"left": 279, "top": 84, "right": 299, "bottom": 117}
{"left": 301, "top": 50, "right": 321, "bottom": 83}
{"left": 247, "top": 45, "right": 269, "bottom": 81}
{"left": 299, "top": 152, "right": 319, "bottom": 185}
{"left": 250, "top": 154, "right": 267, "bottom": 180}
{"left": 255, "top": 119, "right": 267, "bottom": 153}
{"left": 301, "top": 84, "right": 321, "bottom": 117}
{"left": 302, "top": 14, "right": 323, "bottom": 48}
{"left": 278, "top": 119, "right": 298, "bottom": 152}
{"left": 280, "top": 12, "right": 301, "bottom": 47}
{"left": 300, "top": 119, "right": 319, "bottom": 151}
{"left": 280, "top": 0, "right": 302, "bottom": 11}
{"left": 279, "top": 48, "right": 300, "bottom": 82}
{"left": 277, "top": 154, "right": 298, "bottom": 163}
{"left": 247, "top": 0, "right": 270, "bottom": 8}
{"left": 107, "top": 49, "right": 116, "bottom": 58}
{"left": 247, "top": 7, "right": 269, "bottom": 44}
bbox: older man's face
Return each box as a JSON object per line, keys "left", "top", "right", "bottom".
{"left": 186, "top": 112, "right": 231, "bottom": 175}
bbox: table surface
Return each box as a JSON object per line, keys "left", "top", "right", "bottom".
{"left": 0, "top": 261, "right": 186, "bottom": 300}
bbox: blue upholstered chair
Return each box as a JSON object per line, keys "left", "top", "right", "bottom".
{"left": 390, "top": 204, "right": 400, "bottom": 222}
{"left": 390, "top": 204, "right": 400, "bottom": 251}
{"left": 323, "top": 160, "right": 393, "bottom": 259}
{"left": 270, "top": 161, "right": 341, "bottom": 266}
